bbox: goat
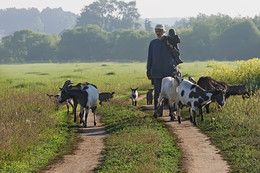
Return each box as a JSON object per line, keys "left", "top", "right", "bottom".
{"left": 155, "top": 71, "right": 184, "bottom": 121}
{"left": 197, "top": 76, "right": 249, "bottom": 113}
{"left": 99, "top": 92, "right": 115, "bottom": 106}
{"left": 130, "top": 88, "right": 138, "bottom": 106}
{"left": 146, "top": 89, "right": 153, "bottom": 105}
{"left": 177, "top": 79, "right": 225, "bottom": 125}
{"left": 59, "top": 80, "right": 99, "bottom": 127}
{"left": 46, "top": 93, "right": 73, "bottom": 114}
{"left": 226, "top": 84, "right": 250, "bottom": 99}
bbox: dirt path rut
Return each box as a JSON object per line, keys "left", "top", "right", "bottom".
{"left": 45, "top": 113, "right": 106, "bottom": 173}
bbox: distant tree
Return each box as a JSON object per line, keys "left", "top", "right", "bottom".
{"left": 40, "top": 7, "right": 77, "bottom": 34}
{"left": 0, "top": 8, "right": 44, "bottom": 34}
{"left": 0, "top": 7, "right": 77, "bottom": 35}
{"left": 144, "top": 18, "right": 153, "bottom": 32}
{"left": 1, "top": 29, "right": 59, "bottom": 63}
{"left": 110, "top": 29, "right": 151, "bottom": 61}
{"left": 214, "top": 19, "right": 260, "bottom": 60}
{"left": 76, "top": 0, "right": 140, "bottom": 31}
{"left": 58, "top": 25, "right": 110, "bottom": 62}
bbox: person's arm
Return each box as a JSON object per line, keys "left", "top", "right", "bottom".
{"left": 146, "top": 42, "right": 153, "bottom": 80}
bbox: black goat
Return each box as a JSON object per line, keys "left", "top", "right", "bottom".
{"left": 197, "top": 76, "right": 249, "bottom": 113}
{"left": 99, "top": 92, "right": 115, "bottom": 106}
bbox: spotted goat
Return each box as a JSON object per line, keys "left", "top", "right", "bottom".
{"left": 177, "top": 79, "right": 225, "bottom": 125}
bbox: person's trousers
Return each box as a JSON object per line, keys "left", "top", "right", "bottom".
{"left": 153, "top": 78, "right": 163, "bottom": 115}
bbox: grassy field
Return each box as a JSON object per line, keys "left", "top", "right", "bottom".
{"left": 0, "top": 61, "right": 259, "bottom": 172}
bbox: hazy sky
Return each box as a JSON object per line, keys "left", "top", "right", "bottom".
{"left": 1, "top": 0, "right": 260, "bottom": 18}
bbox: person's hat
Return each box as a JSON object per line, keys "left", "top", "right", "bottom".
{"left": 155, "top": 24, "right": 165, "bottom": 31}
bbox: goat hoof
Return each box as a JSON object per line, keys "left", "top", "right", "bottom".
{"left": 193, "top": 122, "right": 197, "bottom": 126}
{"left": 94, "top": 122, "right": 96, "bottom": 126}
{"left": 170, "top": 116, "right": 175, "bottom": 121}
{"left": 153, "top": 113, "right": 158, "bottom": 118}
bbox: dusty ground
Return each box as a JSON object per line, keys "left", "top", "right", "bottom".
{"left": 45, "top": 113, "right": 106, "bottom": 173}
{"left": 146, "top": 105, "right": 230, "bottom": 173}
{"left": 45, "top": 97, "right": 230, "bottom": 173}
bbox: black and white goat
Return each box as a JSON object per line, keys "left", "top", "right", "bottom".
{"left": 99, "top": 92, "right": 115, "bottom": 106}
{"left": 177, "top": 79, "right": 225, "bottom": 125}
{"left": 46, "top": 93, "right": 73, "bottom": 114}
{"left": 146, "top": 89, "right": 153, "bottom": 105}
{"left": 59, "top": 80, "right": 99, "bottom": 127}
{"left": 58, "top": 82, "right": 89, "bottom": 122}
{"left": 130, "top": 88, "right": 138, "bottom": 106}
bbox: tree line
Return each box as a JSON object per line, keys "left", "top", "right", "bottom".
{"left": 0, "top": 7, "right": 77, "bottom": 35}
{"left": 1, "top": 0, "right": 260, "bottom": 63}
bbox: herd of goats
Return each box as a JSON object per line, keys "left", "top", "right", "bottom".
{"left": 47, "top": 71, "right": 250, "bottom": 127}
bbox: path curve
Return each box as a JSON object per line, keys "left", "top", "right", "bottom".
{"left": 45, "top": 113, "right": 106, "bottom": 173}
{"left": 142, "top": 105, "right": 230, "bottom": 173}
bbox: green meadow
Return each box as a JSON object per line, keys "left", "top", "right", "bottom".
{"left": 0, "top": 60, "right": 259, "bottom": 172}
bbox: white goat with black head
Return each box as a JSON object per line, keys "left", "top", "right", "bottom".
{"left": 130, "top": 88, "right": 138, "bottom": 106}
{"left": 59, "top": 80, "right": 99, "bottom": 127}
{"left": 177, "top": 79, "right": 225, "bottom": 125}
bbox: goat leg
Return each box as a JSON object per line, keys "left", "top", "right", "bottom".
{"left": 192, "top": 110, "right": 197, "bottom": 126}
{"left": 199, "top": 108, "right": 204, "bottom": 121}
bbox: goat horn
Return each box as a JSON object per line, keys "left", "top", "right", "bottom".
{"left": 182, "top": 74, "right": 188, "bottom": 77}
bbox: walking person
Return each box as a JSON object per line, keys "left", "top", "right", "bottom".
{"left": 146, "top": 24, "right": 181, "bottom": 116}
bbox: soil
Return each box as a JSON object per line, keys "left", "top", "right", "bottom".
{"left": 44, "top": 113, "right": 106, "bottom": 173}
{"left": 45, "top": 97, "right": 230, "bottom": 173}
{"left": 143, "top": 105, "right": 230, "bottom": 173}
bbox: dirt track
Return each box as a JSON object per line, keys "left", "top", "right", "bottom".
{"left": 160, "top": 115, "right": 230, "bottom": 173}
{"left": 45, "top": 100, "right": 230, "bottom": 173}
{"left": 45, "top": 113, "right": 106, "bottom": 173}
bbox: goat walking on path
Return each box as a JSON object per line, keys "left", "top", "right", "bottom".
{"left": 59, "top": 80, "right": 99, "bottom": 127}
{"left": 130, "top": 88, "right": 138, "bottom": 106}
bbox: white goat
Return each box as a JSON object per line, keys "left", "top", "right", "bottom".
{"left": 156, "top": 73, "right": 183, "bottom": 121}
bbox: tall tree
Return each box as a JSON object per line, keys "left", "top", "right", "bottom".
{"left": 144, "top": 18, "right": 153, "bottom": 32}
{"left": 76, "top": 0, "right": 140, "bottom": 31}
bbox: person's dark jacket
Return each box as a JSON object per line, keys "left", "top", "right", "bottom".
{"left": 146, "top": 37, "right": 178, "bottom": 79}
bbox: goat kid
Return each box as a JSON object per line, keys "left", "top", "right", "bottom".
{"left": 99, "top": 92, "right": 115, "bottom": 106}
{"left": 130, "top": 88, "right": 138, "bottom": 106}
{"left": 47, "top": 93, "right": 73, "bottom": 114}
{"left": 59, "top": 80, "right": 99, "bottom": 127}
{"left": 146, "top": 89, "right": 153, "bottom": 105}
{"left": 177, "top": 79, "right": 225, "bottom": 125}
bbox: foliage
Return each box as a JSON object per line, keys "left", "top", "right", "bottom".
{"left": 76, "top": 0, "right": 140, "bottom": 32}
{"left": 198, "top": 94, "right": 260, "bottom": 172}
{"left": 96, "top": 100, "right": 181, "bottom": 172}
{"left": 1, "top": 14, "right": 260, "bottom": 63}
{"left": 0, "top": 7, "right": 77, "bottom": 35}
{"left": 1, "top": 29, "right": 60, "bottom": 63}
